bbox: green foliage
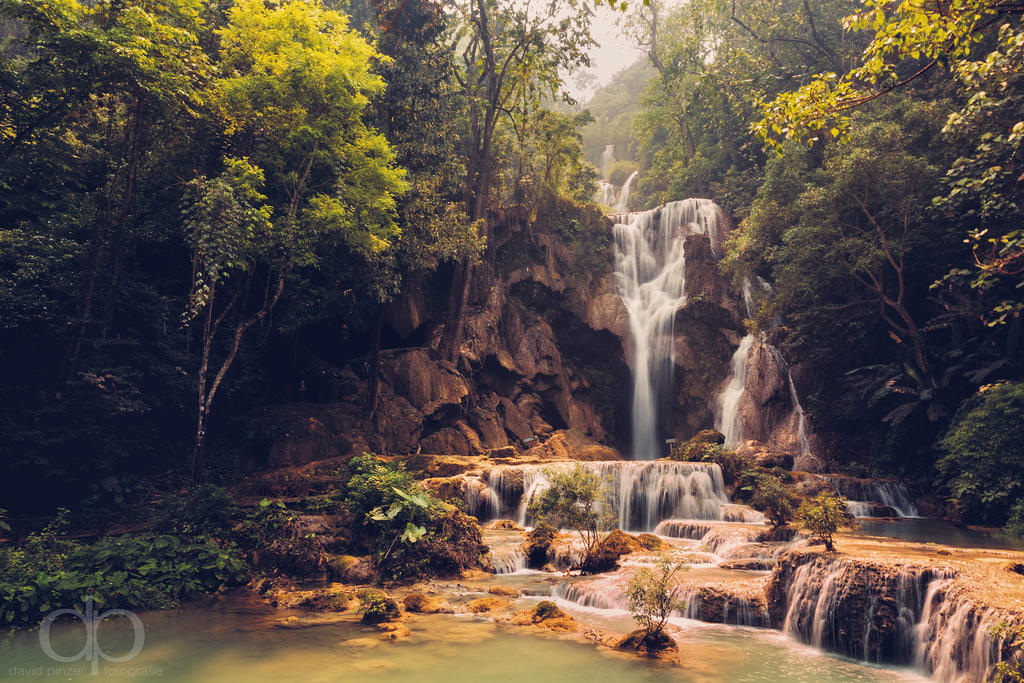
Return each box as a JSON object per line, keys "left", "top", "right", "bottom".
{"left": 798, "top": 492, "right": 847, "bottom": 552}
{"left": 0, "top": 519, "right": 247, "bottom": 626}
{"left": 750, "top": 476, "right": 799, "bottom": 529}
{"left": 344, "top": 454, "right": 485, "bottom": 580}
{"left": 991, "top": 621, "right": 1024, "bottom": 683}
{"left": 625, "top": 554, "right": 687, "bottom": 638}
{"left": 527, "top": 465, "right": 614, "bottom": 573}
{"left": 608, "top": 160, "right": 639, "bottom": 187}
{"left": 343, "top": 454, "right": 418, "bottom": 522}
{"left": 358, "top": 590, "right": 399, "bottom": 624}
{"left": 155, "top": 484, "right": 236, "bottom": 537}
{"left": 937, "top": 383, "right": 1024, "bottom": 528}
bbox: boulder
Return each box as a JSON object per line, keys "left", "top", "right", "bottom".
{"left": 581, "top": 529, "right": 644, "bottom": 573}
{"left": 466, "top": 597, "right": 511, "bottom": 614}
{"left": 617, "top": 629, "right": 679, "bottom": 658}
{"left": 510, "top": 601, "right": 578, "bottom": 631}
{"left": 402, "top": 593, "right": 453, "bottom": 614}
{"left": 328, "top": 555, "right": 376, "bottom": 583}
{"left": 391, "top": 349, "right": 469, "bottom": 417}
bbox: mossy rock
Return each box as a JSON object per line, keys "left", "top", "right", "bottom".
{"left": 522, "top": 522, "right": 557, "bottom": 568}
{"left": 634, "top": 533, "right": 665, "bottom": 550}
{"left": 581, "top": 529, "right": 643, "bottom": 573}
{"left": 617, "top": 628, "right": 679, "bottom": 657}
{"left": 466, "top": 597, "right": 511, "bottom": 613}
{"left": 510, "top": 600, "right": 577, "bottom": 631}
{"left": 359, "top": 592, "right": 400, "bottom": 624}
{"left": 402, "top": 592, "right": 453, "bottom": 614}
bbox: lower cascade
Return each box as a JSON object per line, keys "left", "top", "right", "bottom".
{"left": 769, "top": 553, "right": 1016, "bottom": 681}
{"left": 473, "top": 460, "right": 737, "bottom": 530}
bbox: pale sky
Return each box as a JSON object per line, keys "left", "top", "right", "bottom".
{"left": 567, "top": 4, "right": 646, "bottom": 104}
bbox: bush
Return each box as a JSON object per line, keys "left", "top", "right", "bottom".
{"left": 608, "top": 160, "right": 639, "bottom": 186}
{"left": 750, "top": 476, "right": 799, "bottom": 528}
{"left": 155, "top": 483, "right": 236, "bottom": 537}
{"left": 344, "top": 453, "right": 418, "bottom": 521}
{"left": 228, "top": 498, "right": 329, "bottom": 577}
{"left": 0, "top": 519, "right": 247, "bottom": 626}
{"left": 937, "top": 383, "right": 1024, "bottom": 529}
{"left": 344, "top": 455, "right": 486, "bottom": 580}
{"left": 798, "top": 492, "right": 847, "bottom": 552}
{"left": 625, "top": 555, "right": 687, "bottom": 647}
{"left": 672, "top": 434, "right": 753, "bottom": 486}
{"left": 526, "top": 465, "right": 614, "bottom": 573}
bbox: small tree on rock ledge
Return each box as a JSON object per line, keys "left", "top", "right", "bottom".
{"left": 623, "top": 555, "right": 688, "bottom": 654}
{"left": 526, "top": 465, "right": 613, "bottom": 573}
{"left": 798, "top": 492, "right": 846, "bottom": 552}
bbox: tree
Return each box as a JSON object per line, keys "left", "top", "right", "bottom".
{"left": 438, "top": 0, "right": 596, "bottom": 363}
{"left": 756, "top": 0, "right": 1023, "bottom": 149}
{"left": 750, "top": 475, "right": 799, "bottom": 529}
{"left": 625, "top": 554, "right": 687, "bottom": 649}
{"left": 184, "top": 0, "right": 407, "bottom": 480}
{"left": 526, "top": 465, "right": 613, "bottom": 573}
{"left": 798, "top": 491, "right": 846, "bottom": 552}
{"left": 937, "top": 382, "right": 1024, "bottom": 529}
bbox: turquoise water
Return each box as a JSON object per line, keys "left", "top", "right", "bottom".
{"left": 0, "top": 592, "right": 925, "bottom": 682}
{"left": 851, "top": 517, "right": 1024, "bottom": 550}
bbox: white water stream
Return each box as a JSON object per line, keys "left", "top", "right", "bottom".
{"left": 612, "top": 199, "right": 728, "bottom": 460}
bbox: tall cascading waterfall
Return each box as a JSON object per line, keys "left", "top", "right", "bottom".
{"left": 615, "top": 170, "right": 639, "bottom": 213}
{"left": 482, "top": 460, "right": 734, "bottom": 531}
{"left": 613, "top": 199, "right": 728, "bottom": 460}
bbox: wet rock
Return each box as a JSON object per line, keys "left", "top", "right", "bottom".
{"left": 635, "top": 533, "right": 665, "bottom": 550}
{"left": 510, "top": 601, "right": 578, "bottom": 631}
{"left": 359, "top": 592, "right": 401, "bottom": 625}
{"left": 523, "top": 523, "right": 557, "bottom": 569}
{"left": 487, "top": 585, "right": 521, "bottom": 598}
{"left": 328, "top": 555, "right": 376, "bottom": 583}
{"left": 719, "top": 558, "right": 774, "bottom": 571}
{"left": 274, "top": 614, "right": 352, "bottom": 629}
{"left": 466, "top": 597, "right": 511, "bottom": 614}
{"left": 617, "top": 629, "right": 679, "bottom": 659}
{"left": 402, "top": 593, "right": 453, "bottom": 614}
{"left": 376, "top": 623, "right": 412, "bottom": 640}
{"left": 485, "top": 519, "right": 524, "bottom": 531}
{"left": 581, "top": 529, "right": 644, "bottom": 574}
{"left": 268, "top": 583, "right": 356, "bottom": 611}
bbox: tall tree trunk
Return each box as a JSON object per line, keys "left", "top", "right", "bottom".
{"left": 366, "top": 307, "right": 383, "bottom": 419}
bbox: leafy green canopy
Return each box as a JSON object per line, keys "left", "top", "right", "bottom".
{"left": 937, "top": 382, "right": 1024, "bottom": 529}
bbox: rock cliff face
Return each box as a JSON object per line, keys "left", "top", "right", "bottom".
{"left": 264, "top": 200, "right": 632, "bottom": 467}
{"left": 262, "top": 197, "right": 824, "bottom": 468}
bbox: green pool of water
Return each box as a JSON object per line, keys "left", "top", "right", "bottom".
{"left": 0, "top": 592, "right": 926, "bottom": 682}
{"left": 851, "top": 517, "right": 1024, "bottom": 550}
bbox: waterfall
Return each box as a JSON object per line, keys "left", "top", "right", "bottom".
{"left": 615, "top": 170, "right": 638, "bottom": 213}
{"left": 595, "top": 180, "right": 617, "bottom": 206}
{"left": 820, "top": 475, "right": 918, "bottom": 518}
{"left": 485, "top": 460, "right": 732, "bottom": 531}
{"left": 601, "top": 143, "right": 615, "bottom": 178}
{"left": 772, "top": 553, "right": 1013, "bottom": 680}
{"left": 713, "top": 279, "right": 813, "bottom": 456}
{"left": 613, "top": 199, "right": 729, "bottom": 460}
{"left": 715, "top": 335, "right": 755, "bottom": 449}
